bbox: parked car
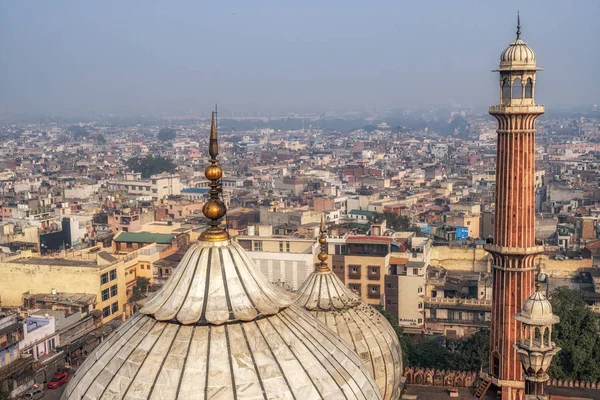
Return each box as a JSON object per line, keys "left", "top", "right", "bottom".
{"left": 22, "top": 388, "right": 44, "bottom": 399}
{"left": 47, "top": 371, "right": 69, "bottom": 389}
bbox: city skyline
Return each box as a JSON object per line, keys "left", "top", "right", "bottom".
{"left": 1, "top": 0, "right": 599, "bottom": 117}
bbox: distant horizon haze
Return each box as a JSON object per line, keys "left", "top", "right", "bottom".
{"left": 1, "top": 0, "right": 598, "bottom": 117}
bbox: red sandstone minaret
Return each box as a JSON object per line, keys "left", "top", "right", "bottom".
{"left": 485, "top": 15, "right": 545, "bottom": 400}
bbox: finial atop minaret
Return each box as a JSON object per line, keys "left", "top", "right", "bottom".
{"left": 535, "top": 262, "right": 542, "bottom": 292}
{"left": 316, "top": 215, "right": 330, "bottom": 272}
{"left": 516, "top": 11, "right": 521, "bottom": 40}
{"left": 200, "top": 108, "right": 229, "bottom": 241}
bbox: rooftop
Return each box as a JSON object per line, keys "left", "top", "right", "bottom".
{"left": 7, "top": 257, "right": 98, "bottom": 267}
{"left": 113, "top": 231, "right": 176, "bottom": 244}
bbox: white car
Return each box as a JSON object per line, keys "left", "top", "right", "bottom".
{"left": 23, "top": 388, "right": 44, "bottom": 399}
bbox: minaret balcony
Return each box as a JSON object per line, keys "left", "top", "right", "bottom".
{"left": 489, "top": 105, "right": 545, "bottom": 115}
{"left": 484, "top": 244, "right": 545, "bottom": 256}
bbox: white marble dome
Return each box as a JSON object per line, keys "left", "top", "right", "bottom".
{"left": 518, "top": 290, "right": 559, "bottom": 325}
{"left": 62, "top": 239, "right": 382, "bottom": 400}
{"left": 500, "top": 38, "right": 536, "bottom": 65}
{"left": 294, "top": 255, "right": 403, "bottom": 399}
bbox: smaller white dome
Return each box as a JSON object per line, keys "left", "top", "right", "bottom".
{"left": 521, "top": 291, "right": 551, "bottom": 318}
{"left": 500, "top": 39, "right": 536, "bottom": 64}
{"left": 516, "top": 290, "right": 559, "bottom": 326}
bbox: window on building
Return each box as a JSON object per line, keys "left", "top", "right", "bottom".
{"left": 418, "top": 287, "right": 423, "bottom": 293}
{"left": 512, "top": 78, "right": 523, "bottom": 98}
{"left": 111, "top": 302, "right": 119, "bottom": 314}
{"left": 418, "top": 302, "right": 423, "bottom": 309}
{"left": 126, "top": 243, "right": 133, "bottom": 249}
{"left": 102, "top": 306, "right": 110, "bottom": 318}
{"left": 502, "top": 77, "right": 510, "bottom": 101}
{"left": 100, "top": 273, "right": 108, "bottom": 285}
{"left": 253, "top": 241, "right": 263, "bottom": 251}
{"left": 285, "top": 241, "right": 290, "bottom": 252}
{"left": 279, "top": 241, "right": 284, "bottom": 252}
{"left": 109, "top": 269, "right": 117, "bottom": 281}
{"left": 412, "top": 268, "right": 418, "bottom": 275}
{"left": 525, "top": 78, "right": 533, "bottom": 98}
{"left": 418, "top": 318, "right": 423, "bottom": 324}
{"left": 110, "top": 285, "right": 118, "bottom": 298}
{"left": 101, "top": 288, "right": 110, "bottom": 301}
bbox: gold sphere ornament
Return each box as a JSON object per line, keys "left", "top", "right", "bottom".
{"left": 203, "top": 199, "right": 227, "bottom": 221}
{"left": 318, "top": 252, "right": 328, "bottom": 262}
{"left": 319, "top": 236, "right": 327, "bottom": 244}
{"left": 205, "top": 164, "right": 223, "bottom": 181}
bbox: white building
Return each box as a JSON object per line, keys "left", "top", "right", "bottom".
{"left": 18, "top": 315, "right": 59, "bottom": 360}
{"left": 108, "top": 172, "right": 181, "bottom": 200}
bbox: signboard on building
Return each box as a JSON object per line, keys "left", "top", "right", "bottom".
{"left": 456, "top": 226, "right": 469, "bottom": 240}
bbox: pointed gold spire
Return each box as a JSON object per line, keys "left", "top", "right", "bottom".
{"left": 200, "top": 110, "right": 229, "bottom": 241}
{"left": 316, "top": 215, "right": 330, "bottom": 272}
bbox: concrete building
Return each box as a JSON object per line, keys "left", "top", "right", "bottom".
{"left": 0, "top": 250, "right": 129, "bottom": 323}
{"left": 385, "top": 236, "right": 432, "bottom": 332}
{"left": 337, "top": 235, "right": 393, "bottom": 307}
{"left": 108, "top": 172, "right": 181, "bottom": 200}
{"left": 236, "top": 225, "right": 318, "bottom": 290}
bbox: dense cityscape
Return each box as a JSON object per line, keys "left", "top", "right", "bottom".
{"left": 1, "top": 3, "right": 600, "bottom": 400}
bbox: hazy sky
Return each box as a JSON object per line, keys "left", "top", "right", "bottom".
{"left": 1, "top": 0, "right": 598, "bottom": 116}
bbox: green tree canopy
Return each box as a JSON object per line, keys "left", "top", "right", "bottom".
{"left": 374, "top": 211, "right": 421, "bottom": 234}
{"left": 549, "top": 287, "right": 600, "bottom": 381}
{"left": 69, "top": 125, "right": 88, "bottom": 139}
{"left": 126, "top": 155, "right": 176, "bottom": 179}
{"left": 95, "top": 134, "right": 107, "bottom": 144}
{"left": 157, "top": 127, "right": 177, "bottom": 142}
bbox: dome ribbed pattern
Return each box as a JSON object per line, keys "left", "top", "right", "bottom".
{"left": 500, "top": 39, "right": 535, "bottom": 65}
{"left": 62, "top": 239, "right": 382, "bottom": 400}
{"left": 295, "top": 271, "right": 404, "bottom": 400}
{"left": 519, "top": 291, "right": 557, "bottom": 324}
{"left": 139, "top": 240, "right": 292, "bottom": 325}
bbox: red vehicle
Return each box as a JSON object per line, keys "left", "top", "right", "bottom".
{"left": 47, "top": 371, "right": 69, "bottom": 389}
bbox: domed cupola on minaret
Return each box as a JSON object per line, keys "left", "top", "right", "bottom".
{"left": 496, "top": 13, "right": 541, "bottom": 107}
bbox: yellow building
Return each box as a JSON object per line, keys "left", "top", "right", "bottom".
{"left": 0, "top": 243, "right": 172, "bottom": 323}
{"left": 330, "top": 236, "right": 393, "bottom": 307}
{"left": 0, "top": 251, "right": 127, "bottom": 324}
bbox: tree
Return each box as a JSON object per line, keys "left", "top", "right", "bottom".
{"left": 450, "top": 329, "right": 490, "bottom": 371}
{"left": 126, "top": 155, "right": 176, "bottom": 179}
{"left": 128, "top": 277, "right": 151, "bottom": 312}
{"left": 406, "top": 337, "right": 453, "bottom": 370}
{"left": 157, "top": 127, "right": 176, "bottom": 142}
{"left": 0, "top": 381, "right": 9, "bottom": 400}
{"left": 549, "top": 287, "right": 600, "bottom": 381}
{"left": 375, "top": 211, "right": 421, "bottom": 234}
{"left": 69, "top": 125, "right": 88, "bottom": 140}
{"left": 95, "top": 134, "right": 107, "bottom": 145}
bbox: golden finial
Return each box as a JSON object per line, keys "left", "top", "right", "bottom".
{"left": 317, "top": 215, "right": 330, "bottom": 272}
{"left": 200, "top": 109, "right": 229, "bottom": 241}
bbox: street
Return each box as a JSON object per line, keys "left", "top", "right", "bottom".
{"left": 43, "top": 384, "right": 67, "bottom": 400}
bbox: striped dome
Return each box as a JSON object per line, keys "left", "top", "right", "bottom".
{"left": 61, "top": 239, "right": 382, "bottom": 400}
{"left": 295, "top": 268, "right": 404, "bottom": 399}
{"left": 500, "top": 38, "right": 536, "bottom": 64}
